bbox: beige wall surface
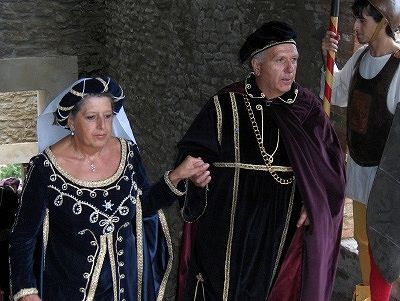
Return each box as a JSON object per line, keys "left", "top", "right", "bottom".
{"left": 0, "top": 91, "right": 37, "bottom": 144}
{"left": 0, "top": 56, "right": 77, "bottom": 163}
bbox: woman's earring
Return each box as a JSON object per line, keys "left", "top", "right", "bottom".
{"left": 71, "top": 129, "right": 75, "bottom": 136}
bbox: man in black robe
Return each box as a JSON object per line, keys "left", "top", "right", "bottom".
{"left": 176, "top": 21, "right": 346, "bottom": 301}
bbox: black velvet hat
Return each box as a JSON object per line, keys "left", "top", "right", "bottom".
{"left": 55, "top": 77, "right": 124, "bottom": 128}
{"left": 239, "top": 21, "right": 297, "bottom": 62}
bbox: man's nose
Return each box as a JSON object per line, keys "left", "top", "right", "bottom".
{"left": 286, "top": 61, "right": 296, "bottom": 73}
{"left": 353, "top": 20, "right": 359, "bottom": 31}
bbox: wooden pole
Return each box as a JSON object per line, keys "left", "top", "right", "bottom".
{"left": 323, "top": 0, "right": 340, "bottom": 116}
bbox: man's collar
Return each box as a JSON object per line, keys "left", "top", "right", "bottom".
{"left": 244, "top": 72, "right": 298, "bottom": 104}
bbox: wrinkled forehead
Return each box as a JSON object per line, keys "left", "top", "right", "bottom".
{"left": 265, "top": 43, "right": 299, "bottom": 57}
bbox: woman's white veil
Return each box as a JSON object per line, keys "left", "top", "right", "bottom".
{"left": 37, "top": 78, "right": 136, "bottom": 152}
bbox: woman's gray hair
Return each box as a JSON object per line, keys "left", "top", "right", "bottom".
{"left": 69, "top": 93, "right": 115, "bottom": 118}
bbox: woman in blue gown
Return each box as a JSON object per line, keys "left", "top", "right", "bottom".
{"left": 9, "top": 77, "right": 210, "bottom": 301}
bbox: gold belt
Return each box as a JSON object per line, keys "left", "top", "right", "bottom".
{"left": 213, "top": 162, "right": 293, "bottom": 172}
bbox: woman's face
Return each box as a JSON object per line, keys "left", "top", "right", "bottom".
{"left": 68, "top": 95, "right": 114, "bottom": 149}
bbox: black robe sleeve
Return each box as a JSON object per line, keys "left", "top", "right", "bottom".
{"left": 177, "top": 98, "right": 221, "bottom": 163}
{"left": 9, "top": 156, "right": 48, "bottom": 299}
{"left": 176, "top": 99, "right": 221, "bottom": 221}
{"left": 131, "top": 144, "right": 181, "bottom": 217}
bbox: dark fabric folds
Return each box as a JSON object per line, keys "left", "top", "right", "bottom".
{"left": 367, "top": 103, "right": 400, "bottom": 282}
{"left": 271, "top": 85, "right": 346, "bottom": 300}
{"left": 176, "top": 79, "right": 346, "bottom": 301}
{"left": 267, "top": 227, "right": 303, "bottom": 301}
{"left": 9, "top": 139, "right": 174, "bottom": 301}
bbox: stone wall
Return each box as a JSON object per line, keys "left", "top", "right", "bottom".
{"left": 0, "top": 56, "right": 78, "bottom": 164}
{"left": 103, "top": 0, "right": 356, "bottom": 180}
{"left": 0, "top": 0, "right": 106, "bottom": 76}
{"left": 0, "top": 91, "right": 37, "bottom": 143}
{"left": 0, "top": 0, "right": 356, "bottom": 177}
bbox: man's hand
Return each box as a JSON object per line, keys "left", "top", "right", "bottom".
{"left": 169, "top": 156, "right": 210, "bottom": 188}
{"left": 189, "top": 166, "right": 211, "bottom": 188}
{"left": 297, "top": 205, "right": 310, "bottom": 227}
{"left": 321, "top": 30, "right": 340, "bottom": 64}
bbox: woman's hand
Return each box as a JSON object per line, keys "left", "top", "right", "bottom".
{"left": 321, "top": 30, "right": 340, "bottom": 64}
{"left": 21, "top": 294, "right": 42, "bottom": 301}
{"left": 169, "top": 156, "right": 211, "bottom": 188}
{"left": 296, "top": 205, "right": 310, "bottom": 227}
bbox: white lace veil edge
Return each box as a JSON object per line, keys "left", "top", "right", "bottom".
{"left": 37, "top": 78, "right": 137, "bottom": 153}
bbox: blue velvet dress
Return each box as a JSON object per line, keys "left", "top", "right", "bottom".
{"left": 10, "top": 139, "right": 175, "bottom": 301}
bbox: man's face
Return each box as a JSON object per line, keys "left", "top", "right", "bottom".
{"left": 252, "top": 43, "right": 298, "bottom": 99}
{"left": 353, "top": 9, "right": 379, "bottom": 44}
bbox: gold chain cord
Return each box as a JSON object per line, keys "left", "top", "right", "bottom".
{"left": 244, "top": 97, "right": 295, "bottom": 185}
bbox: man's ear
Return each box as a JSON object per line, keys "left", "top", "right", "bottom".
{"left": 250, "top": 58, "right": 260, "bottom": 76}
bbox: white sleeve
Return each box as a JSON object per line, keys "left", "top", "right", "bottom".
{"left": 387, "top": 64, "right": 400, "bottom": 114}
{"left": 319, "top": 46, "right": 368, "bottom": 108}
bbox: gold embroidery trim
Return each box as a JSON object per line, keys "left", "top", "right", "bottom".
{"left": 194, "top": 273, "right": 205, "bottom": 301}
{"left": 96, "top": 77, "right": 109, "bottom": 92}
{"left": 213, "top": 162, "right": 293, "bottom": 172}
{"left": 44, "top": 137, "right": 128, "bottom": 188}
{"left": 107, "top": 234, "right": 119, "bottom": 301}
{"left": 213, "top": 96, "right": 223, "bottom": 145}
{"left": 250, "top": 39, "right": 296, "bottom": 59}
{"left": 136, "top": 196, "right": 144, "bottom": 301}
{"left": 58, "top": 104, "right": 75, "bottom": 111}
{"left": 86, "top": 235, "right": 107, "bottom": 301}
{"left": 78, "top": 230, "right": 98, "bottom": 300}
{"left": 115, "top": 223, "right": 128, "bottom": 300}
{"left": 267, "top": 181, "right": 296, "bottom": 295}
{"left": 70, "top": 88, "right": 85, "bottom": 97}
{"left": 223, "top": 93, "right": 240, "bottom": 301}
{"left": 13, "top": 288, "right": 39, "bottom": 301}
{"left": 156, "top": 210, "right": 174, "bottom": 301}
{"left": 10, "top": 162, "right": 41, "bottom": 301}
{"left": 43, "top": 209, "right": 49, "bottom": 268}
{"left": 164, "top": 170, "right": 186, "bottom": 196}
{"left": 12, "top": 158, "right": 36, "bottom": 228}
